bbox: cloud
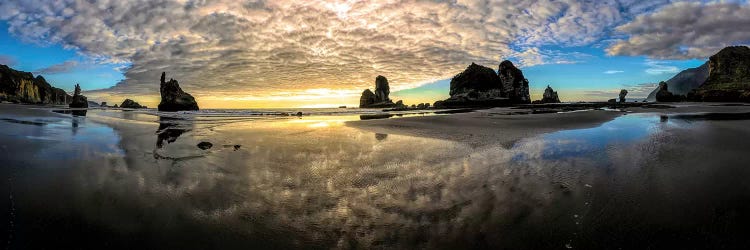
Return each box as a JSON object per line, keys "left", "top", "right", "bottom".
{"left": 608, "top": 1, "right": 750, "bottom": 59}
{"left": 644, "top": 59, "right": 679, "bottom": 75}
{"left": 0, "top": 0, "right": 674, "bottom": 101}
{"left": 0, "top": 55, "right": 16, "bottom": 66}
{"left": 34, "top": 60, "right": 79, "bottom": 74}
{"left": 603, "top": 70, "right": 624, "bottom": 74}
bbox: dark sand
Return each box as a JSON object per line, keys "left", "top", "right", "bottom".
{"left": 3, "top": 103, "right": 750, "bottom": 249}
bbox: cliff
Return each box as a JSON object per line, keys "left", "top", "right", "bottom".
{"left": 645, "top": 63, "right": 708, "bottom": 102}
{"left": 0, "top": 64, "right": 71, "bottom": 104}
{"left": 688, "top": 46, "right": 750, "bottom": 102}
{"left": 498, "top": 60, "right": 530, "bottom": 104}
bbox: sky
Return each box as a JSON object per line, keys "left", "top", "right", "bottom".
{"left": 0, "top": 0, "right": 747, "bottom": 108}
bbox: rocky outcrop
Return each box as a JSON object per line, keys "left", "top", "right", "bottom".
{"left": 69, "top": 84, "right": 88, "bottom": 108}
{"left": 533, "top": 85, "right": 560, "bottom": 104}
{"left": 449, "top": 63, "right": 503, "bottom": 98}
{"left": 359, "top": 75, "right": 405, "bottom": 108}
{"left": 0, "top": 64, "right": 71, "bottom": 104}
{"left": 655, "top": 82, "right": 684, "bottom": 102}
{"left": 498, "top": 60, "right": 531, "bottom": 104}
{"left": 619, "top": 89, "right": 628, "bottom": 102}
{"left": 158, "top": 72, "right": 199, "bottom": 111}
{"left": 688, "top": 46, "right": 750, "bottom": 102}
{"left": 645, "top": 63, "right": 708, "bottom": 102}
{"left": 120, "top": 99, "right": 147, "bottom": 109}
{"left": 435, "top": 60, "right": 531, "bottom": 108}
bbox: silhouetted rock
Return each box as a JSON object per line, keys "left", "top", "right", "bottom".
{"left": 197, "top": 142, "right": 213, "bottom": 150}
{"left": 619, "top": 89, "right": 628, "bottom": 102}
{"left": 499, "top": 60, "right": 531, "bottom": 104}
{"left": 0, "top": 65, "right": 71, "bottom": 104}
{"left": 120, "top": 99, "right": 146, "bottom": 109}
{"left": 688, "top": 46, "right": 750, "bottom": 102}
{"left": 359, "top": 75, "right": 402, "bottom": 108}
{"left": 645, "top": 63, "right": 708, "bottom": 101}
{"left": 158, "top": 72, "right": 199, "bottom": 111}
{"left": 101, "top": 102, "right": 107, "bottom": 107}
{"left": 533, "top": 85, "right": 560, "bottom": 104}
{"left": 69, "top": 84, "right": 88, "bottom": 108}
{"left": 608, "top": 98, "right": 617, "bottom": 103}
{"left": 360, "top": 89, "right": 376, "bottom": 107}
{"left": 113, "top": 104, "right": 119, "bottom": 108}
{"left": 450, "top": 63, "right": 503, "bottom": 98}
{"left": 655, "top": 82, "right": 685, "bottom": 102}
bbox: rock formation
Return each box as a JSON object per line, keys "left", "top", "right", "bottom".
{"left": 645, "top": 63, "right": 708, "bottom": 102}
{"left": 533, "top": 85, "right": 560, "bottom": 104}
{"left": 120, "top": 99, "right": 147, "bottom": 109}
{"left": 359, "top": 75, "right": 405, "bottom": 108}
{"left": 655, "top": 82, "right": 684, "bottom": 102}
{"left": 449, "top": 63, "right": 503, "bottom": 98}
{"left": 0, "top": 64, "right": 71, "bottom": 104}
{"left": 498, "top": 60, "right": 531, "bottom": 104}
{"left": 158, "top": 72, "right": 199, "bottom": 111}
{"left": 435, "top": 60, "right": 531, "bottom": 108}
{"left": 69, "top": 84, "right": 88, "bottom": 108}
{"left": 688, "top": 46, "right": 750, "bottom": 102}
{"left": 619, "top": 89, "right": 628, "bottom": 102}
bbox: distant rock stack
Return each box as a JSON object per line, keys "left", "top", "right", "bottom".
{"left": 688, "top": 46, "right": 750, "bottom": 102}
{"left": 69, "top": 84, "right": 88, "bottom": 108}
{"left": 120, "top": 99, "right": 146, "bottom": 109}
{"left": 655, "top": 81, "right": 683, "bottom": 102}
{"left": 533, "top": 85, "right": 560, "bottom": 104}
{"left": 619, "top": 89, "right": 628, "bottom": 103}
{"left": 434, "top": 60, "right": 530, "bottom": 108}
{"left": 499, "top": 60, "right": 531, "bottom": 104}
{"left": 374, "top": 75, "right": 391, "bottom": 103}
{"left": 158, "top": 72, "right": 199, "bottom": 112}
{"left": 359, "top": 75, "right": 404, "bottom": 108}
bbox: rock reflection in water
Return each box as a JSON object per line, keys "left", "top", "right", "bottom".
{"left": 6, "top": 111, "right": 750, "bottom": 249}
{"left": 156, "top": 117, "right": 190, "bottom": 148}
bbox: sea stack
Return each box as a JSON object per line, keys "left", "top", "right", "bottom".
{"left": 69, "top": 84, "right": 88, "bottom": 108}
{"left": 688, "top": 46, "right": 750, "bottom": 102}
{"left": 655, "top": 82, "right": 682, "bottom": 102}
{"left": 158, "top": 72, "right": 199, "bottom": 111}
{"left": 120, "top": 99, "right": 146, "bottom": 109}
{"left": 619, "top": 89, "right": 628, "bottom": 102}
{"left": 434, "top": 60, "right": 530, "bottom": 108}
{"left": 359, "top": 75, "right": 404, "bottom": 108}
{"left": 533, "top": 85, "right": 561, "bottom": 104}
{"left": 498, "top": 60, "right": 531, "bottom": 104}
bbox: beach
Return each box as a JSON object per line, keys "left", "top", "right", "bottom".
{"left": 3, "top": 103, "right": 750, "bottom": 249}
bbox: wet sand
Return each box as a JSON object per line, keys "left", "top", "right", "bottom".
{"left": 3, "top": 103, "right": 750, "bottom": 249}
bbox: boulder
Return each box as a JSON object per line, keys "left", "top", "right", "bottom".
{"left": 374, "top": 75, "right": 391, "bottom": 103}
{"left": 197, "top": 141, "right": 213, "bottom": 150}
{"left": 120, "top": 99, "right": 146, "bottom": 109}
{"left": 688, "top": 46, "right": 750, "bottom": 102}
{"left": 158, "top": 72, "right": 199, "bottom": 111}
{"left": 498, "top": 60, "right": 531, "bottom": 104}
{"left": 360, "top": 89, "right": 376, "bottom": 107}
{"left": 619, "top": 89, "right": 628, "bottom": 102}
{"left": 69, "top": 84, "right": 88, "bottom": 108}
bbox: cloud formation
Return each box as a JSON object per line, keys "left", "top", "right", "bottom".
{"left": 0, "top": 0, "right": 673, "bottom": 102}
{"left": 608, "top": 1, "right": 750, "bottom": 59}
{"left": 34, "top": 60, "right": 79, "bottom": 74}
{"left": 644, "top": 59, "right": 679, "bottom": 75}
{"left": 0, "top": 55, "right": 16, "bottom": 66}
{"left": 603, "top": 70, "right": 624, "bottom": 74}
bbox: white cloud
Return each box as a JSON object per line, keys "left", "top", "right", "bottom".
{"left": 644, "top": 60, "right": 679, "bottom": 75}
{"left": 34, "top": 60, "right": 79, "bottom": 74}
{"left": 608, "top": 1, "right": 750, "bottom": 59}
{"left": 0, "top": 0, "right": 674, "bottom": 100}
{"left": 603, "top": 70, "right": 624, "bottom": 74}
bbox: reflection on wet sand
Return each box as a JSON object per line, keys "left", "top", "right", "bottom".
{"left": 4, "top": 110, "right": 750, "bottom": 249}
